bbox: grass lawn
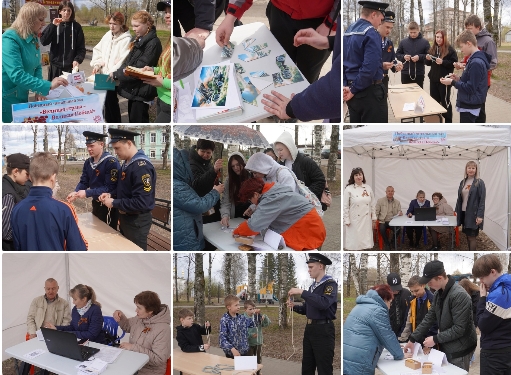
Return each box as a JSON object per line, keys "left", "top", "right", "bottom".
{"left": 343, "top": 297, "right": 356, "bottom": 322}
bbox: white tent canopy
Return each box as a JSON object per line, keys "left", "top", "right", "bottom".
{"left": 2, "top": 253, "right": 171, "bottom": 361}
{"left": 343, "top": 125, "right": 511, "bottom": 250}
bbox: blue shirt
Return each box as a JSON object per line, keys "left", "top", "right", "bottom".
{"left": 75, "top": 152, "right": 120, "bottom": 200}
{"left": 219, "top": 312, "right": 256, "bottom": 355}
{"left": 294, "top": 275, "right": 338, "bottom": 320}
{"left": 112, "top": 150, "right": 156, "bottom": 213}
{"left": 11, "top": 186, "right": 87, "bottom": 251}
{"left": 56, "top": 304, "right": 105, "bottom": 344}
{"left": 343, "top": 18, "right": 383, "bottom": 93}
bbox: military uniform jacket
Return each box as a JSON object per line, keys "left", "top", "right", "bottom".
{"left": 294, "top": 275, "right": 337, "bottom": 320}
{"left": 113, "top": 150, "right": 156, "bottom": 213}
{"left": 382, "top": 37, "right": 396, "bottom": 74}
{"left": 75, "top": 152, "right": 120, "bottom": 200}
{"left": 343, "top": 18, "right": 383, "bottom": 94}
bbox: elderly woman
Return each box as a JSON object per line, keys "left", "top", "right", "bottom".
{"left": 113, "top": 291, "right": 170, "bottom": 375}
{"left": 343, "top": 167, "right": 375, "bottom": 250}
{"left": 44, "top": 284, "right": 105, "bottom": 344}
{"left": 274, "top": 131, "right": 327, "bottom": 211}
{"left": 2, "top": 2, "right": 68, "bottom": 122}
{"left": 343, "top": 284, "right": 408, "bottom": 375}
{"left": 455, "top": 160, "right": 486, "bottom": 250}
{"left": 220, "top": 152, "right": 251, "bottom": 228}
{"left": 427, "top": 192, "right": 454, "bottom": 251}
{"left": 232, "top": 177, "right": 325, "bottom": 250}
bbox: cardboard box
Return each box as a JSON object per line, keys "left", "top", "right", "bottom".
{"left": 405, "top": 359, "right": 421, "bottom": 370}
{"left": 235, "top": 236, "right": 254, "bottom": 245}
{"left": 422, "top": 362, "right": 433, "bottom": 374}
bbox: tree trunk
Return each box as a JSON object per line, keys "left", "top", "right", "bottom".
{"left": 346, "top": 255, "right": 352, "bottom": 297}
{"left": 508, "top": 254, "right": 511, "bottom": 274}
{"left": 224, "top": 253, "right": 232, "bottom": 296}
{"left": 376, "top": 253, "right": 382, "bottom": 284}
{"left": 417, "top": 0, "right": 424, "bottom": 30}
{"left": 194, "top": 254, "right": 205, "bottom": 324}
{"left": 327, "top": 125, "right": 339, "bottom": 181}
{"left": 62, "top": 126, "right": 69, "bottom": 173}
{"left": 248, "top": 254, "right": 257, "bottom": 300}
{"left": 483, "top": 0, "right": 492, "bottom": 36}
{"left": 183, "top": 136, "right": 191, "bottom": 150}
{"left": 43, "top": 126, "right": 49, "bottom": 152}
{"left": 390, "top": 253, "right": 400, "bottom": 273}
{"left": 295, "top": 125, "right": 299, "bottom": 147}
{"left": 400, "top": 253, "right": 412, "bottom": 288}
{"left": 471, "top": 0, "right": 474, "bottom": 14}
{"left": 278, "top": 254, "right": 288, "bottom": 328}
{"left": 174, "top": 132, "right": 182, "bottom": 149}
{"left": 162, "top": 125, "right": 171, "bottom": 170}
{"left": 31, "top": 125, "right": 38, "bottom": 155}
{"left": 493, "top": 0, "right": 500, "bottom": 45}
{"left": 349, "top": 254, "right": 361, "bottom": 296}
{"left": 313, "top": 125, "right": 322, "bottom": 167}
{"left": 186, "top": 255, "right": 192, "bottom": 302}
{"left": 174, "top": 253, "right": 179, "bottom": 302}
{"left": 208, "top": 254, "right": 214, "bottom": 304}
{"left": 359, "top": 253, "right": 368, "bottom": 295}
{"left": 410, "top": 0, "right": 415, "bottom": 25}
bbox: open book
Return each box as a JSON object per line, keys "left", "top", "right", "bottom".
{"left": 124, "top": 66, "right": 156, "bottom": 80}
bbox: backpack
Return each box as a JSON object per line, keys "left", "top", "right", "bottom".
{"left": 276, "top": 167, "right": 324, "bottom": 217}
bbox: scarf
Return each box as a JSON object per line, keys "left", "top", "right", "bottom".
{"left": 77, "top": 299, "right": 92, "bottom": 316}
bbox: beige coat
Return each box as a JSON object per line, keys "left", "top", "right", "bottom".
{"left": 119, "top": 304, "right": 171, "bottom": 375}
{"left": 375, "top": 197, "right": 402, "bottom": 222}
{"left": 429, "top": 197, "right": 454, "bottom": 234}
{"left": 343, "top": 184, "right": 376, "bottom": 250}
{"left": 26, "top": 295, "right": 71, "bottom": 335}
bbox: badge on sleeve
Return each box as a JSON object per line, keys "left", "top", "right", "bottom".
{"left": 324, "top": 286, "right": 333, "bottom": 295}
{"left": 138, "top": 160, "right": 146, "bottom": 166}
{"left": 142, "top": 174, "right": 152, "bottom": 192}
{"left": 111, "top": 169, "right": 118, "bottom": 182}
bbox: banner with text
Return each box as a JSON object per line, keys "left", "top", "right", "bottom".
{"left": 392, "top": 132, "right": 447, "bottom": 145}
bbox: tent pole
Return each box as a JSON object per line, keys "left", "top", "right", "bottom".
{"left": 65, "top": 253, "right": 70, "bottom": 302}
{"left": 372, "top": 149, "right": 375, "bottom": 193}
{"left": 508, "top": 146, "right": 511, "bottom": 250}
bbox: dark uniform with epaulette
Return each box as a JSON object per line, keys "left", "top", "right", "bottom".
{"left": 292, "top": 254, "right": 337, "bottom": 375}
{"left": 343, "top": 1, "right": 389, "bottom": 123}
{"left": 109, "top": 128, "right": 156, "bottom": 250}
{"left": 381, "top": 11, "right": 397, "bottom": 90}
{"left": 75, "top": 132, "right": 120, "bottom": 230}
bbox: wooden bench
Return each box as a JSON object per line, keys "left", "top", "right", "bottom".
{"left": 147, "top": 198, "right": 171, "bottom": 251}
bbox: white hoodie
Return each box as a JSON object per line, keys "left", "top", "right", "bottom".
{"left": 90, "top": 30, "right": 132, "bottom": 74}
{"left": 274, "top": 131, "right": 298, "bottom": 170}
{"left": 245, "top": 152, "right": 298, "bottom": 193}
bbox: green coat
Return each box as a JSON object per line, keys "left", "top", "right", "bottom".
{"left": 2, "top": 29, "right": 52, "bottom": 122}
{"left": 243, "top": 312, "right": 271, "bottom": 346}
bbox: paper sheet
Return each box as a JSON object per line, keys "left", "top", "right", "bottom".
{"left": 36, "top": 329, "right": 45, "bottom": 341}
{"left": 263, "top": 228, "right": 285, "bottom": 250}
{"left": 403, "top": 103, "right": 416, "bottom": 111}
{"left": 175, "top": 83, "right": 196, "bottom": 123}
{"left": 234, "top": 355, "right": 257, "bottom": 370}
{"left": 250, "top": 77, "right": 272, "bottom": 91}
{"left": 93, "top": 346, "right": 123, "bottom": 363}
{"left": 428, "top": 348, "right": 448, "bottom": 367}
{"left": 24, "top": 349, "right": 46, "bottom": 359}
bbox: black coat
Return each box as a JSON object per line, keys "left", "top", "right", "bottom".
{"left": 425, "top": 45, "right": 458, "bottom": 82}
{"left": 116, "top": 28, "right": 162, "bottom": 102}
{"left": 396, "top": 33, "right": 431, "bottom": 76}
{"left": 176, "top": 323, "right": 209, "bottom": 352}
{"left": 455, "top": 178, "right": 486, "bottom": 230}
{"left": 40, "top": 21, "right": 86, "bottom": 68}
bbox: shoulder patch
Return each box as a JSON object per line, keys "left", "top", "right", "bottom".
{"left": 324, "top": 285, "right": 334, "bottom": 295}
{"left": 110, "top": 158, "right": 115, "bottom": 163}
{"left": 138, "top": 160, "right": 146, "bottom": 166}
{"left": 111, "top": 169, "right": 118, "bottom": 182}
{"left": 142, "top": 174, "right": 152, "bottom": 192}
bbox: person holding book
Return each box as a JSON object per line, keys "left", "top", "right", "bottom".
{"left": 90, "top": 12, "right": 131, "bottom": 123}
{"left": 113, "top": 11, "right": 162, "bottom": 123}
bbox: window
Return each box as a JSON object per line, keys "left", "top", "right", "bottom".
{"left": 150, "top": 133, "right": 156, "bottom": 143}
{"left": 140, "top": 133, "right": 145, "bottom": 144}
{"left": 150, "top": 150, "right": 156, "bottom": 158}
{"left": 162, "top": 133, "right": 168, "bottom": 143}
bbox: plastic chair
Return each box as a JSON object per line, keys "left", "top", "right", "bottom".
{"left": 25, "top": 333, "right": 35, "bottom": 374}
{"left": 165, "top": 357, "right": 171, "bottom": 375}
{"left": 103, "top": 316, "right": 125, "bottom": 346}
{"left": 376, "top": 220, "right": 400, "bottom": 249}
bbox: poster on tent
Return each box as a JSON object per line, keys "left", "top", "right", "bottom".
{"left": 12, "top": 94, "right": 104, "bottom": 123}
{"left": 392, "top": 132, "right": 447, "bottom": 145}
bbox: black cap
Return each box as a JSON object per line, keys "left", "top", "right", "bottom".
{"left": 108, "top": 128, "right": 141, "bottom": 143}
{"left": 83, "top": 131, "right": 107, "bottom": 145}
{"left": 306, "top": 254, "right": 332, "bottom": 266}
{"left": 384, "top": 10, "right": 395, "bottom": 22}
{"left": 419, "top": 260, "right": 445, "bottom": 284}
{"left": 387, "top": 273, "right": 402, "bottom": 291}
{"left": 6, "top": 153, "right": 30, "bottom": 170}
{"left": 358, "top": 1, "right": 389, "bottom": 15}
{"left": 157, "top": 0, "right": 171, "bottom": 10}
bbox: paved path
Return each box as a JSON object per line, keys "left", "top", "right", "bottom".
{"left": 173, "top": 339, "right": 342, "bottom": 375}
{"left": 322, "top": 195, "right": 341, "bottom": 251}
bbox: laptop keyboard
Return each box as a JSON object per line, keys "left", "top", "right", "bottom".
{"left": 80, "top": 346, "right": 94, "bottom": 359}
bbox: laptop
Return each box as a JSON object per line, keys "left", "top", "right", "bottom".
{"left": 41, "top": 327, "right": 100, "bottom": 361}
{"left": 414, "top": 207, "right": 437, "bottom": 221}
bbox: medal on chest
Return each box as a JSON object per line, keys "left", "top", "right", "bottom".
{"left": 362, "top": 189, "right": 369, "bottom": 197}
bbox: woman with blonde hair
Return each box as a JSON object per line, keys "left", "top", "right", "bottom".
{"left": 90, "top": 11, "right": 132, "bottom": 123}
{"left": 2, "top": 2, "right": 68, "bottom": 122}
{"left": 455, "top": 161, "right": 486, "bottom": 250}
{"left": 113, "top": 10, "right": 162, "bottom": 122}
{"left": 44, "top": 284, "right": 105, "bottom": 343}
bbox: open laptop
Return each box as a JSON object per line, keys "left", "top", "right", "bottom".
{"left": 41, "top": 327, "right": 100, "bottom": 361}
{"left": 415, "top": 207, "right": 437, "bottom": 221}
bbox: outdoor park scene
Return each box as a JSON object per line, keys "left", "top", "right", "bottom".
{"left": 2, "top": 125, "right": 170, "bottom": 250}
{"left": 342, "top": 0, "right": 511, "bottom": 122}
{"left": 173, "top": 253, "right": 342, "bottom": 374}
{"left": 2, "top": 0, "right": 170, "bottom": 123}
{"left": 342, "top": 125, "right": 511, "bottom": 250}
{"left": 173, "top": 124, "right": 341, "bottom": 251}
{"left": 343, "top": 253, "right": 511, "bottom": 375}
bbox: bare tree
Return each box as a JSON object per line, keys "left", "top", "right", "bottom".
{"left": 312, "top": 125, "right": 323, "bottom": 167}
{"left": 174, "top": 253, "right": 179, "bottom": 302}
{"left": 43, "top": 126, "right": 49, "bottom": 152}
{"left": 278, "top": 254, "right": 288, "bottom": 328}
{"left": 247, "top": 254, "right": 257, "bottom": 301}
{"left": 162, "top": 125, "right": 170, "bottom": 170}
{"left": 400, "top": 253, "right": 413, "bottom": 287}
{"left": 295, "top": 125, "right": 299, "bottom": 147}
{"left": 390, "top": 253, "right": 400, "bottom": 273}
{"left": 410, "top": 0, "right": 415, "bottom": 25}
{"left": 508, "top": 254, "right": 511, "bottom": 274}
{"left": 174, "top": 132, "right": 182, "bottom": 150}
{"left": 186, "top": 255, "right": 193, "bottom": 302}
{"left": 349, "top": 253, "right": 361, "bottom": 296}
{"left": 31, "top": 125, "right": 38, "bottom": 155}
{"left": 417, "top": 0, "right": 424, "bottom": 30}
{"left": 208, "top": 253, "right": 215, "bottom": 304}
{"left": 62, "top": 126, "right": 70, "bottom": 172}
{"left": 327, "top": 125, "right": 339, "bottom": 181}
{"left": 183, "top": 136, "right": 192, "bottom": 150}
{"left": 224, "top": 253, "right": 232, "bottom": 296}
{"left": 194, "top": 254, "right": 206, "bottom": 324}
{"left": 359, "top": 253, "right": 368, "bottom": 294}
{"left": 54, "top": 125, "right": 65, "bottom": 165}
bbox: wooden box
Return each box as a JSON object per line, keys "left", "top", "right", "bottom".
{"left": 405, "top": 359, "right": 421, "bottom": 370}
{"left": 422, "top": 362, "right": 433, "bottom": 374}
{"left": 235, "top": 236, "right": 254, "bottom": 245}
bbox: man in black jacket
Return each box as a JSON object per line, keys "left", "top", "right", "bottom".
{"left": 396, "top": 21, "right": 430, "bottom": 88}
{"left": 387, "top": 272, "right": 411, "bottom": 338}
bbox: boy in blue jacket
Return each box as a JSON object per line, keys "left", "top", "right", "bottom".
{"left": 440, "top": 30, "right": 492, "bottom": 123}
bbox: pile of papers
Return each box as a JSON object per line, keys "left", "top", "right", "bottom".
{"left": 76, "top": 358, "right": 108, "bottom": 375}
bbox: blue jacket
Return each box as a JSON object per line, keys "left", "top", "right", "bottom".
{"left": 219, "top": 312, "right": 256, "bottom": 355}
{"left": 476, "top": 273, "right": 511, "bottom": 350}
{"left": 289, "top": 16, "right": 341, "bottom": 122}
{"left": 75, "top": 152, "right": 120, "bottom": 200}
{"left": 173, "top": 148, "right": 220, "bottom": 250}
{"left": 453, "top": 50, "right": 491, "bottom": 109}
{"left": 56, "top": 303, "right": 105, "bottom": 344}
{"left": 343, "top": 18, "right": 383, "bottom": 94}
{"left": 343, "top": 290, "right": 404, "bottom": 375}
{"left": 2, "top": 29, "right": 52, "bottom": 122}
{"left": 112, "top": 150, "right": 155, "bottom": 213}
{"left": 406, "top": 199, "right": 431, "bottom": 216}
{"left": 11, "top": 186, "right": 87, "bottom": 251}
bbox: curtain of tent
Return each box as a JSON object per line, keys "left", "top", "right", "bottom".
{"left": 2, "top": 253, "right": 171, "bottom": 361}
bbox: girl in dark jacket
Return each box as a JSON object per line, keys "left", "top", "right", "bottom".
{"left": 40, "top": 1, "right": 86, "bottom": 81}
{"left": 455, "top": 160, "right": 486, "bottom": 250}
{"left": 114, "top": 11, "right": 162, "bottom": 123}
{"left": 406, "top": 190, "right": 431, "bottom": 248}
{"left": 425, "top": 30, "right": 458, "bottom": 123}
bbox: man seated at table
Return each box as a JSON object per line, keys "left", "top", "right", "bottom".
{"left": 19, "top": 278, "right": 71, "bottom": 375}
{"left": 375, "top": 186, "right": 403, "bottom": 250}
